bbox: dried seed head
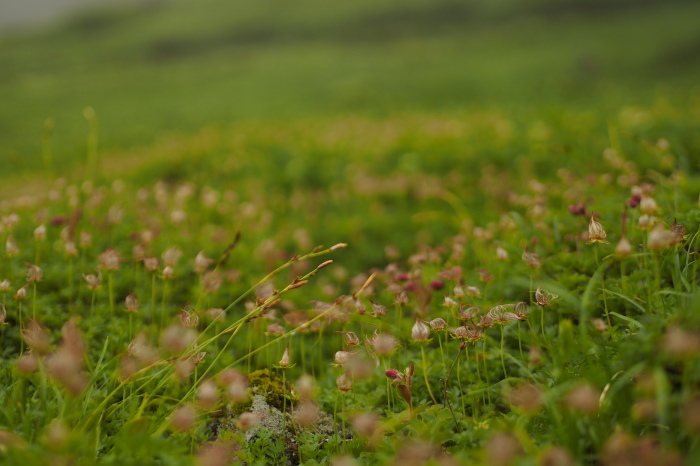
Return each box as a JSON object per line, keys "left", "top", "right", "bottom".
{"left": 226, "top": 377, "right": 249, "bottom": 403}
{"left": 351, "top": 412, "right": 380, "bottom": 438}
{"left": 160, "top": 324, "right": 197, "bottom": 354}
{"left": 162, "top": 247, "right": 182, "bottom": 267}
{"left": 296, "top": 374, "right": 317, "bottom": 400}
{"left": 294, "top": 399, "right": 320, "bottom": 428}
{"left": 411, "top": 319, "right": 431, "bottom": 342}
{"left": 125, "top": 293, "right": 139, "bottom": 312}
{"left": 458, "top": 305, "right": 480, "bottom": 321}
{"left": 194, "top": 251, "right": 214, "bottom": 274}
{"left": 535, "top": 287, "right": 558, "bottom": 306}
{"left": 488, "top": 305, "right": 518, "bottom": 325}
{"left": 465, "top": 286, "right": 481, "bottom": 297}
{"left": 496, "top": 246, "right": 509, "bottom": 261}
{"left": 637, "top": 214, "right": 657, "bottom": 231}
{"left": 334, "top": 350, "right": 356, "bottom": 366}
{"left": 591, "top": 318, "right": 607, "bottom": 333}
{"left": 336, "top": 371, "right": 353, "bottom": 392}
{"left": 83, "top": 273, "right": 101, "bottom": 290}
{"left": 266, "top": 322, "right": 285, "bottom": 336}
{"left": 564, "top": 383, "right": 601, "bottom": 415}
{"left": 174, "top": 358, "right": 195, "bottom": 381}
{"left": 631, "top": 398, "right": 657, "bottom": 421}
{"left": 17, "top": 352, "right": 39, "bottom": 374}
{"left": 21, "top": 319, "right": 50, "bottom": 354}
{"left": 98, "top": 249, "right": 120, "bottom": 271}
{"left": 178, "top": 308, "right": 199, "bottom": 328}
{"left": 33, "top": 225, "right": 47, "bottom": 241}
{"left": 236, "top": 412, "right": 262, "bottom": 431}
{"left": 346, "top": 355, "right": 374, "bottom": 379}
{"left": 513, "top": 302, "right": 528, "bottom": 320}
{"left": 170, "top": 404, "right": 197, "bottom": 432}
{"left": 27, "top": 264, "right": 44, "bottom": 282}
{"left": 486, "top": 432, "right": 524, "bottom": 466}
{"left": 0, "top": 279, "right": 10, "bottom": 292}
{"left": 79, "top": 231, "right": 92, "bottom": 248}
{"left": 46, "top": 347, "right": 87, "bottom": 396}
{"left": 370, "top": 300, "right": 387, "bottom": 317}
{"left": 539, "top": 447, "right": 575, "bottom": 466}
{"left": 453, "top": 325, "right": 484, "bottom": 342}
{"left": 337, "top": 330, "right": 360, "bottom": 346}
{"left": 128, "top": 333, "right": 160, "bottom": 367}
{"left": 661, "top": 325, "right": 700, "bottom": 359}
{"left": 143, "top": 257, "right": 159, "bottom": 272}
{"left": 587, "top": 217, "right": 609, "bottom": 244}
{"left": 64, "top": 241, "right": 78, "bottom": 257}
{"left": 522, "top": 251, "right": 541, "bottom": 269}
{"left": 639, "top": 196, "right": 659, "bottom": 215}
{"left": 506, "top": 383, "right": 543, "bottom": 414}
{"left": 6, "top": 235, "right": 19, "bottom": 257}
{"left": 0, "top": 304, "right": 6, "bottom": 325}
{"left": 648, "top": 224, "right": 677, "bottom": 251}
{"left": 202, "top": 271, "right": 222, "bottom": 294}
{"left": 372, "top": 333, "right": 398, "bottom": 356}
{"left": 429, "top": 318, "right": 448, "bottom": 331}
{"left": 477, "top": 270, "right": 493, "bottom": 282}
{"left": 15, "top": 285, "right": 28, "bottom": 300}
{"left": 162, "top": 265, "right": 174, "bottom": 279}
{"left": 45, "top": 420, "right": 69, "bottom": 450}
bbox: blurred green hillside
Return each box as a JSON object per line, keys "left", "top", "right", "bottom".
{"left": 1, "top": 0, "right": 699, "bottom": 176}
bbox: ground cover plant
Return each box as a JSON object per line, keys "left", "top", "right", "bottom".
{"left": 1, "top": 101, "right": 700, "bottom": 464}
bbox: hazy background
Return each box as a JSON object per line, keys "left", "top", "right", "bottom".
{"left": 1, "top": 0, "right": 699, "bottom": 177}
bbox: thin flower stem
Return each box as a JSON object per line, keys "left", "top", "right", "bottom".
{"left": 420, "top": 345, "right": 438, "bottom": 404}
{"left": 500, "top": 325, "right": 508, "bottom": 380}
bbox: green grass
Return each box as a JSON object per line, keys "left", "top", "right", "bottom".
{"left": 1, "top": 0, "right": 700, "bottom": 177}
{"left": 1, "top": 0, "right": 700, "bottom": 464}
{"left": 1, "top": 104, "right": 700, "bottom": 463}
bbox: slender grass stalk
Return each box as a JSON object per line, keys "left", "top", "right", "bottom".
{"left": 32, "top": 282, "right": 37, "bottom": 321}
{"left": 108, "top": 271, "right": 114, "bottom": 318}
{"left": 442, "top": 341, "right": 465, "bottom": 428}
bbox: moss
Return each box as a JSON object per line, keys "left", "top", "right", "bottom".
{"left": 231, "top": 369, "right": 291, "bottom": 415}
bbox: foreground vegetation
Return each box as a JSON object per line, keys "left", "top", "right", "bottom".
{"left": 1, "top": 100, "right": 700, "bottom": 464}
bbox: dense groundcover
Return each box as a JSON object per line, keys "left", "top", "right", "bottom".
{"left": 1, "top": 106, "right": 700, "bottom": 464}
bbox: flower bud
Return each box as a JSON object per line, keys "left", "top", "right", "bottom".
{"left": 278, "top": 343, "right": 291, "bottom": 368}
{"left": 615, "top": 237, "right": 633, "bottom": 257}
{"left": 411, "top": 319, "right": 430, "bottom": 341}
